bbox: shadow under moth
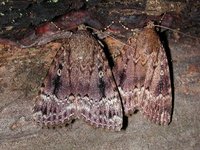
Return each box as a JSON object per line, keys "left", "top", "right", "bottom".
{"left": 33, "top": 22, "right": 172, "bottom": 131}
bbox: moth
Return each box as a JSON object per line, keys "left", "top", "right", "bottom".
{"left": 106, "top": 22, "right": 172, "bottom": 125}
{"left": 33, "top": 30, "right": 123, "bottom": 131}
{"left": 33, "top": 22, "right": 172, "bottom": 131}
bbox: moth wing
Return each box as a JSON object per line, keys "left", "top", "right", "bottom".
{"left": 70, "top": 32, "right": 123, "bottom": 131}
{"left": 110, "top": 25, "right": 172, "bottom": 125}
{"left": 140, "top": 27, "right": 172, "bottom": 125}
{"left": 33, "top": 31, "right": 123, "bottom": 130}
{"left": 33, "top": 43, "right": 77, "bottom": 127}
{"left": 77, "top": 50, "right": 123, "bottom": 130}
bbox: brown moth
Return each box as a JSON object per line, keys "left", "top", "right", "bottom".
{"left": 33, "top": 21, "right": 172, "bottom": 131}
{"left": 33, "top": 30, "right": 123, "bottom": 131}
{"left": 106, "top": 22, "right": 172, "bottom": 125}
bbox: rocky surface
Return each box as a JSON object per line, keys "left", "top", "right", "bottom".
{"left": 0, "top": 28, "right": 199, "bottom": 150}
{"left": 0, "top": 0, "right": 199, "bottom": 150}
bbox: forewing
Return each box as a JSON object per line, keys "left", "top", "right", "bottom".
{"left": 109, "top": 24, "right": 172, "bottom": 125}
{"left": 33, "top": 31, "right": 123, "bottom": 130}
{"left": 33, "top": 40, "right": 77, "bottom": 127}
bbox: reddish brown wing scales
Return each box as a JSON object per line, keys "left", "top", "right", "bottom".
{"left": 108, "top": 23, "right": 172, "bottom": 125}
{"left": 33, "top": 31, "right": 123, "bottom": 130}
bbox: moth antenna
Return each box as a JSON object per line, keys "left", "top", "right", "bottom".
{"left": 85, "top": 25, "right": 136, "bottom": 50}
{"left": 118, "top": 20, "right": 134, "bottom": 32}
{"left": 156, "top": 12, "right": 197, "bottom": 39}
{"left": 50, "top": 21, "right": 61, "bottom": 31}
{"left": 154, "top": 24, "right": 199, "bottom": 40}
{"left": 158, "top": 12, "right": 167, "bottom": 25}
{"left": 119, "top": 19, "right": 199, "bottom": 40}
{"left": 103, "top": 21, "right": 115, "bottom": 31}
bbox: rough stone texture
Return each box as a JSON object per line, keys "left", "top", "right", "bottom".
{"left": 0, "top": 0, "right": 85, "bottom": 39}
{"left": 1, "top": 0, "right": 199, "bottom": 40}
{"left": 0, "top": 31, "right": 199, "bottom": 150}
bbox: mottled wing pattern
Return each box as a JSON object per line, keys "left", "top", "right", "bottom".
{"left": 33, "top": 31, "right": 123, "bottom": 130}
{"left": 110, "top": 22, "right": 172, "bottom": 125}
{"left": 33, "top": 39, "right": 77, "bottom": 127}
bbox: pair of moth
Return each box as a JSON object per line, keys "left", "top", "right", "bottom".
{"left": 33, "top": 21, "right": 172, "bottom": 131}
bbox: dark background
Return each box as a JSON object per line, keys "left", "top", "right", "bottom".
{"left": 0, "top": 0, "right": 199, "bottom": 39}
